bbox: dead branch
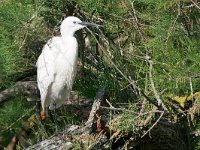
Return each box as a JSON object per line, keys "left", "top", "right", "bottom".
{"left": 26, "top": 87, "right": 109, "bottom": 149}
{"left": 190, "top": 0, "right": 200, "bottom": 9}
{"left": 130, "top": 1, "right": 145, "bottom": 42}
{"left": 141, "top": 110, "right": 165, "bottom": 138}
{"left": 85, "top": 87, "right": 109, "bottom": 128}
{"left": 1, "top": 106, "right": 36, "bottom": 133}
{"left": 189, "top": 77, "right": 194, "bottom": 101}
{"left": 86, "top": 26, "right": 161, "bottom": 109}
{"left": 100, "top": 106, "right": 162, "bottom": 115}
{"left": 143, "top": 106, "right": 157, "bottom": 126}
{"left": 0, "top": 81, "right": 38, "bottom": 103}
{"left": 26, "top": 125, "right": 76, "bottom": 150}
{"left": 190, "top": 130, "right": 200, "bottom": 136}
{"left": 164, "top": 3, "right": 180, "bottom": 48}
{"left": 190, "top": 73, "right": 200, "bottom": 78}
{"left": 149, "top": 60, "right": 168, "bottom": 111}
{"left": 24, "top": 85, "right": 174, "bottom": 150}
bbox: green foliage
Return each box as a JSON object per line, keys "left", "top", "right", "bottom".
{"left": 0, "top": 0, "right": 39, "bottom": 89}
{"left": 0, "top": 0, "right": 199, "bottom": 148}
{"left": 114, "top": 113, "right": 138, "bottom": 133}
{"left": 0, "top": 1, "right": 33, "bottom": 75}
{"left": 0, "top": 95, "right": 34, "bottom": 147}
{"left": 75, "top": 1, "right": 200, "bottom": 146}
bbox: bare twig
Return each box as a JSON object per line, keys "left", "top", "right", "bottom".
{"left": 190, "top": 0, "right": 200, "bottom": 9}
{"left": 189, "top": 77, "right": 194, "bottom": 101}
{"left": 85, "top": 87, "right": 108, "bottom": 127}
{"left": 169, "top": 99, "right": 186, "bottom": 115}
{"left": 190, "top": 73, "right": 200, "bottom": 78}
{"left": 19, "top": 30, "right": 29, "bottom": 50}
{"left": 0, "top": 106, "right": 35, "bottom": 133}
{"left": 105, "top": 99, "right": 114, "bottom": 108}
{"left": 100, "top": 106, "right": 163, "bottom": 117}
{"left": 165, "top": 2, "right": 180, "bottom": 48}
{"left": 86, "top": 27, "right": 160, "bottom": 109}
{"left": 143, "top": 106, "right": 157, "bottom": 126}
{"left": 100, "top": 106, "right": 138, "bottom": 114}
{"left": 18, "top": 0, "right": 47, "bottom": 50}
{"left": 190, "top": 130, "right": 200, "bottom": 136}
{"left": 141, "top": 111, "right": 164, "bottom": 138}
{"left": 130, "top": 1, "right": 145, "bottom": 42}
{"left": 85, "top": 99, "right": 101, "bottom": 127}
{"left": 149, "top": 60, "right": 168, "bottom": 111}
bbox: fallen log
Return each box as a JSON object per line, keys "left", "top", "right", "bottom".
{"left": 25, "top": 87, "right": 110, "bottom": 150}
{"left": 0, "top": 80, "right": 39, "bottom": 103}
{"left": 24, "top": 85, "right": 190, "bottom": 150}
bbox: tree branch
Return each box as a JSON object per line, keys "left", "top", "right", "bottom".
{"left": 149, "top": 60, "right": 168, "bottom": 111}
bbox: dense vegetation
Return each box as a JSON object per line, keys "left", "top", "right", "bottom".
{"left": 0, "top": 0, "right": 199, "bottom": 149}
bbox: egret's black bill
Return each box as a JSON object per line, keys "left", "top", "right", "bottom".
{"left": 79, "top": 21, "right": 102, "bottom": 28}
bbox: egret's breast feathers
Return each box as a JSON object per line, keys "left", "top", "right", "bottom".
{"left": 37, "top": 36, "right": 78, "bottom": 109}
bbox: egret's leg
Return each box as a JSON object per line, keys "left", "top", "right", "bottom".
{"left": 36, "top": 100, "right": 40, "bottom": 113}
{"left": 53, "top": 101, "right": 58, "bottom": 131}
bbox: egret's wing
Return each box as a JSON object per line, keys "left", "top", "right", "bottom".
{"left": 36, "top": 37, "right": 61, "bottom": 108}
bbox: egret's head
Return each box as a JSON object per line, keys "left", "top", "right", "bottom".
{"left": 60, "top": 16, "right": 101, "bottom": 37}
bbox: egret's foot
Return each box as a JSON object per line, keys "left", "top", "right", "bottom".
{"left": 40, "top": 111, "right": 47, "bottom": 120}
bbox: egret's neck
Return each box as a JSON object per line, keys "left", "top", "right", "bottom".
{"left": 60, "top": 33, "right": 78, "bottom": 57}
{"left": 61, "top": 28, "right": 75, "bottom": 39}
{"left": 61, "top": 35, "right": 77, "bottom": 48}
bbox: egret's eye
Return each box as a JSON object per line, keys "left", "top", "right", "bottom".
{"left": 73, "top": 21, "right": 76, "bottom": 24}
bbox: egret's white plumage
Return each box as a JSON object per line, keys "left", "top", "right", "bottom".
{"left": 36, "top": 16, "right": 98, "bottom": 111}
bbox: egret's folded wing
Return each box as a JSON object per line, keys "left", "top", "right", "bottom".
{"left": 36, "top": 38, "right": 61, "bottom": 101}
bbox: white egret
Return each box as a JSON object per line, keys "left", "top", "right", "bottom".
{"left": 36, "top": 16, "right": 100, "bottom": 119}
